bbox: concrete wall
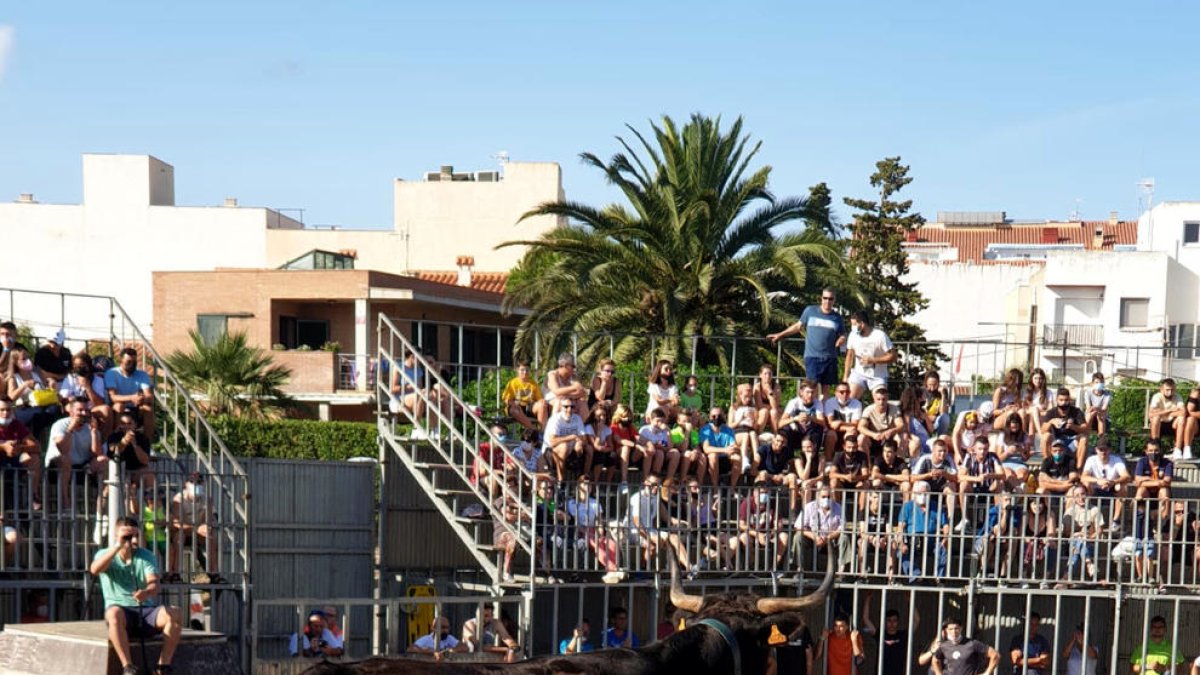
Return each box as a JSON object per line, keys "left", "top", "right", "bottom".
{"left": 906, "top": 262, "right": 1039, "bottom": 341}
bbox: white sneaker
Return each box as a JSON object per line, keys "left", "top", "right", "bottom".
{"left": 602, "top": 571, "right": 626, "bottom": 584}
{"left": 954, "top": 519, "right": 969, "bottom": 533}
{"left": 502, "top": 572, "right": 516, "bottom": 583}
{"left": 1169, "top": 448, "right": 1183, "bottom": 461}
{"left": 1184, "top": 447, "right": 1195, "bottom": 460}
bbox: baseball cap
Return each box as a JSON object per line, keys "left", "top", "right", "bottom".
{"left": 51, "top": 329, "right": 67, "bottom": 344}
{"left": 977, "top": 401, "right": 994, "bottom": 421}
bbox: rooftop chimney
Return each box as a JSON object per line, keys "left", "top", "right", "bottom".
{"left": 1093, "top": 224, "right": 1105, "bottom": 249}
{"left": 456, "top": 255, "right": 475, "bottom": 288}
{"left": 440, "top": 165, "right": 454, "bottom": 181}
{"left": 16, "top": 193, "right": 35, "bottom": 204}
{"left": 1041, "top": 227, "right": 1059, "bottom": 244}
{"left": 224, "top": 197, "right": 238, "bottom": 207}
{"left": 1109, "top": 211, "right": 1119, "bottom": 226}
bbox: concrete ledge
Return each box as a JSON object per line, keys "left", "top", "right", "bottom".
{"left": 0, "top": 621, "right": 238, "bottom": 675}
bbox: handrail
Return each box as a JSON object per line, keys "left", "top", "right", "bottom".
{"left": 377, "top": 314, "right": 538, "bottom": 562}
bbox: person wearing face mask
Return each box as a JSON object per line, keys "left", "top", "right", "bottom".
{"left": 793, "top": 485, "right": 843, "bottom": 577}
{"left": 0, "top": 399, "right": 43, "bottom": 510}
{"left": 1040, "top": 387, "right": 1089, "bottom": 471}
{"left": 1134, "top": 439, "right": 1175, "bottom": 509}
{"left": 1082, "top": 373, "right": 1111, "bottom": 438}
{"left": 168, "top": 474, "right": 223, "bottom": 585}
{"left": 106, "top": 411, "right": 155, "bottom": 514}
{"left": 472, "top": 424, "right": 510, "bottom": 497}
{"left": 897, "top": 481, "right": 950, "bottom": 581}
{"left": 699, "top": 406, "right": 742, "bottom": 489}
{"left": 33, "top": 330, "right": 73, "bottom": 388}
{"left": 1037, "top": 440, "right": 1078, "bottom": 498}
{"left": 6, "top": 346, "right": 61, "bottom": 438}
{"left": 732, "top": 485, "right": 788, "bottom": 570}
{"left": 408, "top": 616, "right": 464, "bottom": 659}
{"left": 58, "top": 354, "right": 114, "bottom": 435}
{"left": 0, "top": 321, "right": 28, "bottom": 374}
{"left": 105, "top": 347, "right": 156, "bottom": 441}
{"left": 753, "top": 433, "right": 798, "bottom": 513}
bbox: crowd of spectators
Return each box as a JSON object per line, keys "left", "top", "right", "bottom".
{"left": 381, "top": 289, "right": 1200, "bottom": 591}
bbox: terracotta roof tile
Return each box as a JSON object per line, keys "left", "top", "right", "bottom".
{"left": 413, "top": 270, "right": 508, "bottom": 294}
{"left": 907, "top": 220, "right": 1138, "bottom": 263}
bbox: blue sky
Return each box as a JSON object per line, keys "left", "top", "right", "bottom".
{"left": 1, "top": 2, "right": 1197, "bottom": 230}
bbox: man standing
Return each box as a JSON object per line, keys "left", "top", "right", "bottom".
{"left": 1130, "top": 615, "right": 1184, "bottom": 675}
{"left": 843, "top": 312, "right": 897, "bottom": 400}
{"left": 933, "top": 618, "right": 1000, "bottom": 675}
{"left": 768, "top": 288, "right": 846, "bottom": 399}
{"left": 89, "top": 517, "right": 183, "bottom": 675}
{"left": 819, "top": 613, "right": 864, "bottom": 675}
{"left": 1008, "top": 611, "right": 1051, "bottom": 675}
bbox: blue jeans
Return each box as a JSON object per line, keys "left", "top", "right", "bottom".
{"left": 900, "top": 534, "right": 947, "bottom": 580}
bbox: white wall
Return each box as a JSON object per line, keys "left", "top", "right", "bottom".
{"left": 0, "top": 154, "right": 302, "bottom": 338}
{"left": 1138, "top": 201, "right": 1200, "bottom": 269}
{"left": 906, "top": 262, "right": 1039, "bottom": 340}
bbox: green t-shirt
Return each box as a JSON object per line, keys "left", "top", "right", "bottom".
{"left": 94, "top": 547, "right": 160, "bottom": 608}
{"left": 670, "top": 426, "right": 700, "bottom": 448}
{"left": 679, "top": 391, "right": 704, "bottom": 412}
{"left": 1130, "top": 639, "right": 1182, "bottom": 668}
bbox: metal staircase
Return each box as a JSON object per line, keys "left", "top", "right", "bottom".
{"left": 376, "top": 314, "right": 538, "bottom": 586}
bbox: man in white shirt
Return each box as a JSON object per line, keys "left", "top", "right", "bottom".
{"left": 544, "top": 400, "right": 585, "bottom": 482}
{"left": 823, "top": 381, "right": 864, "bottom": 460}
{"left": 409, "top": 616, "right": 467, "bottom": 660}
{"left": 1147, "top": 378, "right": 1186, "bottom": 455}
{"left": 637, "top": 408, "right": 678, "bottom": 482}
{"left": 1080, "top": 442, "right": 1130, "bottom": 529}
{"left": 780, "top": 378, "right": 828, "bottom": 457}
{"left": 46, "top": 398, "right": 106, "bottom": 509}
{"left": 843, "top": 311, "right": 896, "bottom": 400}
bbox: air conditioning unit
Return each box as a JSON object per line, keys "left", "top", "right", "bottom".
{"left": 424, "top": 172, "right": 443, "bottom": 182}
{"left": 475, "top": 171, "right": 500, "bottom": 182}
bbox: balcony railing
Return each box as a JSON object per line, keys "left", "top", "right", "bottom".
{"left": 1043, "top": 323, "right": 1104, "bottom": 346}
{"left": 510, "top": 479, "right": 1200, "bottom": 590}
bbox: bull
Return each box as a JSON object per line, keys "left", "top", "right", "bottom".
{"left": 302, "top": 553, "right": 834, "bottom": 675}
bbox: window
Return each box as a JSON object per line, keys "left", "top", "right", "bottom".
{"left": 196, "top": 314, "right": 228, "bottom": 345}
{"left": 1185, "top": 222, "right": 1200, "bottom": 244}
{"left": 296, "top": 320, "right": 329, "bottom": 350}
{"left": 1175, "top": 324, "right": 1195, "bottom": 361}
{"left": 1119, "top": 298, "right": 1149, "bottom": 329}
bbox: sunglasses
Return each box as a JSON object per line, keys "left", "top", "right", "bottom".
{"left": 821, "top": 296, "right": 834, "bottom": 300}
{"left": 562, "top": 404, "right": 576, "bottom": 410}
{"left": 602, "top": 369, "right": 615, "bottom": 374}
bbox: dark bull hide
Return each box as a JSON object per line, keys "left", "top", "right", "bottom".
{"left": 303, "top": 554, "right": 835, "bottom": 675}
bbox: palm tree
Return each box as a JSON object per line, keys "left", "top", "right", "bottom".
{"left": 500, "top": 113, "right": 853, "bottom": 371}
{"left": 164, "top": 330, "right": 294, "bottom": 418}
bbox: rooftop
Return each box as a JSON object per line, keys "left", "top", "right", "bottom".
{"left": 907, "top": 219, "right": 1138, "bottom": 263}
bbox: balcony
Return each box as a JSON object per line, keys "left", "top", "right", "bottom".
{"left": 1042, "top": 323, "right": 1104, "bottom": 346}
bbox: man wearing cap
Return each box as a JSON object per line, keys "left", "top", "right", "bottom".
{"left": 1041, "top": 388, "right": 1089, "bottom": 470}
{"left": 34, "top": 330, "right": 72, "bottom": 388}
{"left": 289, "top": 609, "right": 344, "bottom": 658}
{"left": 1038, "top": 439, "right": 1079, "bottom": 496}
{"left": 321, "top": 605, "right": 343, "bottom": 641}
{"left": 1080, "top": 442, "right": 1130, "bottom": 530}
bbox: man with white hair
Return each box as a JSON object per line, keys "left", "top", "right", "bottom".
{"left": 897, "top": 481, "right": 950, "bottom": 580}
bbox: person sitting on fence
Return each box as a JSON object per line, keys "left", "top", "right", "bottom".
{"left": 1059, "top": 485, "right": 1103, "bottom": 586}
{"left": 46, "top": 397, "right": 107, "bottom": 510}
{"left": 1037, "top": 439, "right": 1079, "bottom": 497}
{"left": 461, "top": 602, "right": 521, "bottom": 662}
{"left": 1080, "top": 441, "right": 1129, "bottom": 531}
{"left": 544, "top": 398, "right": 586, "bottom": 483}
{"left": 58, "top": 353, "right": 113, "bottom": 436}
{"left": 950, "top": 402, "right": 994, "bottom": 465}
{"left": 729, "top": 382, "right": 760, "bottom": 459}
{"left": 752, "top": 433, "right": 798, "bottom": 513}
{"left": 388, "top": 351, "right": 425, "bottom": 420}
{"left": 500, "top": 362, "right": 539, "bottom": 432}
{"left": 90, "top": 516, "right": 183, "bottom": 675}
{"left": 644, "top": 360, "right": 680, "bottom": 424}
{"left": 290, "top": 607, "right": 348, "bottom": 653}
{"left": 1083, "top": 373, "right": 1112, "bottom": 438}
{"left": 0, "top": 399, "right": 43, "bottom": 511}
{"left": 609, "top": 405, "right": 646, "bottom": 492}
{"left": 33, "top": 330, "right": 72, "bottom": 388}
{"left": 899, "top": 386, "right": 934, "bottom": 459}
{"left": 858, "top": 385, "right": 905, "bottom": 458}
{"left": 587, "top": 358, "right": 622, "bottom": 414}
{"left": 1147, "top": 378, "right": 1186, "bottom": 458}
{"left": 541, "top": 352, "right": 589, "bottom": 427}
{"left": 991, "top": 369, "right": 1026, "bottom": 434}
{"left": 700, "top": 406, "right": 743, "bottom": 488}
{"left": 583, "top": 406, "right": 616, "bottom": 482}
{"left": 168, "top": 474, "right": 222, "bottom": 584}
{"left": 780, "top": 378, "right": 828, "bottom": 458}
{"left": 566, "top": 477, "right": 622, "bottom": 583}
{"left": 7, "top": 345, "right": 61, "bottom": 439}
{"left": 843, "top": 311, "right": 896, "bottom": 400}
{"left": 408, "top": 616, "right": 465, "bottom": 661}
{"left": 731, "top": 484, "right": 789, "bottom": 570}
{"left": 823, "top": 382, "right": 864, "bottom": 460}
{"left": 105, "top": 347, "right": 156, "bottom": 441}
{"left": 106, "top": 411, "right": 155, "bottom": 514}
{"left": 670, "top": 408, "right": 704, "bottom": 485}
{"left": 752, "top": 364, "right": 783, "bottom": 433}
{"left": 638, "top": 407, "right": 678, "bottom": 483}
{"left": 922, "top": 371, "right": 953, "bottom": 437}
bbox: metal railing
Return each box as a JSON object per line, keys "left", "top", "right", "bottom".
{"left": 1043, "top": 323, "right": 1105, "bottom": 347}
{"left": 335, "top": 353, "right": 375, "bottom": 391}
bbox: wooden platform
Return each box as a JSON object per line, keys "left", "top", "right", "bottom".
{"left": 0, "top": 620, "right": 239, "bottom": 674}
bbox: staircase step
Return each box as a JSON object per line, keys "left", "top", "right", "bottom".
{"left": 434, "top": 488, "right": 477, "bottom": 497}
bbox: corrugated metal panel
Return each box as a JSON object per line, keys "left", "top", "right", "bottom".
{"left": 381, "top": 458, "right": 483, "bottom": 571}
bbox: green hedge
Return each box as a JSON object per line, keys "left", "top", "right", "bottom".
{"left": 207, "top": 416, "right": 378, "bottom": 461}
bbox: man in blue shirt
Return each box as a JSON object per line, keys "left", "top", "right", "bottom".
{"left": 603, "top": 607, "right": 639, "bottom": 649}
{"left": 897, "top": 481, "right": 949, "bottom": 580}
{"left": 768, "top": 288, "right": 846, "bottom": 399}
{"left": 559, "top": 619, "right": 595, "bottom": 654}
{"left": 105, "top": 347, "right": 156, "bottom": 440}
{"left": 700, "top": 407, "right": 742, "bottom": 488}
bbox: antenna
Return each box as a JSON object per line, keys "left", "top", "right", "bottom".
{"left": 1137, "top": 178, "right": 1155, "bottom": 250}
{"left": 1069, "top": 198, "right": 1082, "bottom": 222}
{"left": 493, "top": 150, "right": 510, "bottom": 165}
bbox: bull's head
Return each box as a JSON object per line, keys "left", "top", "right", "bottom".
{"left": 666, "top": 550, "right": 835, "bottom": 673}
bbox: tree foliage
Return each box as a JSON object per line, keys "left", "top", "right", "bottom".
{"left": 164, "top": 330, "right": 294, "bottom": 419}
{"left": 500, "top": 113, "right": 849, "bottom": 373}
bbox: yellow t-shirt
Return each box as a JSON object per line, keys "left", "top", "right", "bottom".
{"left": 502, "top": 376, "right": 539, "bottom": 406}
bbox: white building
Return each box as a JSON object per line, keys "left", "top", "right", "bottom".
{"left": 0, "top": 154, "right": 561, "bottom": 340}
{"left": 904, "top": 207, "right": 1200, "bottom": 386}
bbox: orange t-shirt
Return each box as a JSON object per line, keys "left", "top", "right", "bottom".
{"left": 826, "top": 633, "right": 854, "bottom": 675}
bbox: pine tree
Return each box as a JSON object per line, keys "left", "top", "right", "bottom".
{"left": 804, "top": 182, "right": 840, "bottom": 238}
{"left": 843, "top": 157, "right": 941, "bottom": 384}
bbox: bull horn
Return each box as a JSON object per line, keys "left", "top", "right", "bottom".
{"left": 668, "top": 549, "right": 704, "bottom": 614}
{"left": 756, "top": 545, "right": 836, "bottom": 615}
